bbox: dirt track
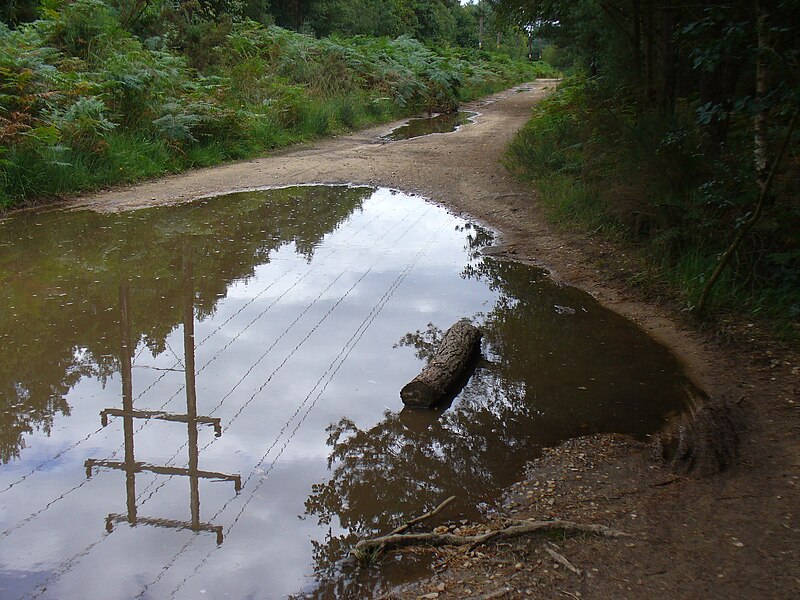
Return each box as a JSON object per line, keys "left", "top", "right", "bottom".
{"left": 66, "top": 81, "right": 798, "bottom": 599}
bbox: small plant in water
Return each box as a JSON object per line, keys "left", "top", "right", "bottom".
{"left": 352, "top": 542, "right": 384, "bottom": 567}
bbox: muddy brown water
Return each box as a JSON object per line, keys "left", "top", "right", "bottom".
{"left": 381, "top": 111, "right": 477, "bottom": 141}
{"left": 0, "top": 186, "right": 694, "bottom": 599}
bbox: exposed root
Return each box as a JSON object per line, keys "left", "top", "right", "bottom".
{"left": 352, "top": 496, "right": 455, "bottom": 566}
{"left": 654, "top": 397, "right": 743, "bottom": 476}
{"left": 353, "top": 517, "right": 628, "bottom": 563}
{"left": 545, "top": 544, "right": 583, "bottom": 576}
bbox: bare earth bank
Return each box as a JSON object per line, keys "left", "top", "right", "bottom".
{"left": 64, "top": 80, "right": 798, "bottom": 599}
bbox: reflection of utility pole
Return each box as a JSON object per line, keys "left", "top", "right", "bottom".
{"left": 85, "top": 248, "right": 240, "bottom": 545}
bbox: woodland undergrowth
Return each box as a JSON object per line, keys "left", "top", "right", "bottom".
{"left": 506, "top": 76, "right": 799, "bottom": 333}
{"left": 0, "top": 0, "right": 556, "bottom": 209}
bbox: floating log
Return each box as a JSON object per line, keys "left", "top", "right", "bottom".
{"left": 400, "top": 320, "right": 482, "bottom": 408}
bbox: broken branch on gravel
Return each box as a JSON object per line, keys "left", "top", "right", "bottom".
{"left": 545, "top": 545, "right": 583, "bottom": 576}
{"left": 389, "top": 495, "right": 456, "bottom": 536}
{"left": 353, "top": 518, "right": 628, "bottom": 562}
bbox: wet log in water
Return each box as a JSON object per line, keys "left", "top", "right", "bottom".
{"left": 400, "top": 320, "right": 482, "bottom": 408}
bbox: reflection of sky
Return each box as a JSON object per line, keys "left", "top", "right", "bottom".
{"left": 0, "top": 188, "right": 500, "bottom": 599}
{"left": 0, "top": 186, "right": 693, "bottom": 599}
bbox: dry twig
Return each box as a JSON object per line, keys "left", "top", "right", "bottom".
{"left": 354, "top": 518, "right": 628, "bottom": 562}
{"left": 545, "top": 545, "right": 583, "bottom": 576}
{"left": 390, "top": 495, "right": 456, "bottom": 536}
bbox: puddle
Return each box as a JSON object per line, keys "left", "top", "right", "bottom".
{"left": 0, "top": 186, "right": 694, "bottom": 599}
{"left": 382, "top": 111, "right": 477, "bottom": 141}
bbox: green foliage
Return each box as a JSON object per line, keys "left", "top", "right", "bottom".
{"left": 42, "top": 0, "right": 123, "bottom": 58}
{"left": 505, "top": 77, "right": 586, "bottom": 178}
{"left": 495, "top": 0, "right": 798, "bottom": 328}
{"left": 161, "top": 1, "right": 235, "bottom": 70}
{"left": 506, "top": 77, "right": 800, "bottom": 329}
{"left": 0, "top": 3, "right": 541, "bottom": 207}
{"left": 541, "top": 44, "right": 569, "bottom": 71}
{"left": 310, "top": 0, "right": 409, "bottom": 38}
{"left": 0, "top": 0, "right": 38, "bottom": 26}
{"left": 48, "top": 95, "right": 116, "bottom": 151}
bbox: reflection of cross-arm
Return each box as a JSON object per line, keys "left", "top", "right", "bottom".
{"left": 100, "top": 408, "right": 222, "bottom": 437}
{"left": 105, "top": 513, "right": 224, "bottom": 546}
{"left": 84, "top": 458, "right": 242, "bottom": 492}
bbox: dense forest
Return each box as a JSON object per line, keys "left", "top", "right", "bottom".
{"left": 0, "top": 0, "right": 552, "bottom": 208}
{"left": 496, "top": 0, "right": 799, "bottom": 324}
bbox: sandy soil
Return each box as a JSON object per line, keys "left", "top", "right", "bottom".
{"left": 61, "top": 80, "right": 798, "bottom": 599}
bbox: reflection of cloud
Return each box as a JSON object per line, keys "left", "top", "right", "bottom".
{"left": 1, "top": 187, "right": 502, "bottom": 600}
{"left": 0, "top": 186, "right": 695, "bottom": 600}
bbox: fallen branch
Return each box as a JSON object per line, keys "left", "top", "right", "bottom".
{"left": 389, "top": 495, "right": 456, "bottom": 536}
{"left": 353, "top": 518, "right": 628, "bottom": 561}
{"left": 546, "top": 544, "right": 583, "bottom": 576}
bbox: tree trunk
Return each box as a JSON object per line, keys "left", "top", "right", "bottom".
{"left": 400, "top": 321, "right": 482, "bottom": 408}
{"left": 632, "top": 0, "right": 642, "bottom": 88}
{"left": 644, "top": 0, "right": 655, "bottom": 102}
{"left": 659, "top": 7, "right": 677, "bottom": 113}
{"left": 479, "top": 11, "right": 484, "bottom": 49}
{"left": 754, "top": 0, "right": 771, "bottom": 186}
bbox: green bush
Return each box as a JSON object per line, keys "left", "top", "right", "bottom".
{"left": 541, "top": 45, "right": 570, "bottom": 71}
{"left": 0, "top": 4, "right": 542, "bottom": 208}
{"left": 49, "top": 96, "right": 116, "bottom": 152}
{"left": 506, "top": 76, "right": 800, "bottom": 327}
{"left": 43, "top": 0, "right": 122, "bottom": 58}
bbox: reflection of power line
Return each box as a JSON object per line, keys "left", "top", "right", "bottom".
{"left": 164, "top": 338, "right": 185, "bottom": 370}
{"left": 1, "top": 477, "right": 94, "bottom": 542}
{"left": 0, "top": 197, "right": 394, "bottom": 499}
{"left": 159, "top": 226, "right": 441, "bottom": 599}
{"left": 134, "top": 196, "right": 394, "bottom": 408}
{"left": 85, "top": 249, "right": 240, "bottom": 547}
{"left": 130, "top": 202, "right": 431, "bottom": 504}
{"left": 0, "top": 426, "right": 105, "bottom": 497}
{"left": 15, "top": 196, "right": 429, "bottom": 597}
{"left": 132, "top": 267, "right": 356, "bottom": 503}
{"left": 133, "top": 203, "right": 437, "bottom": 504}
